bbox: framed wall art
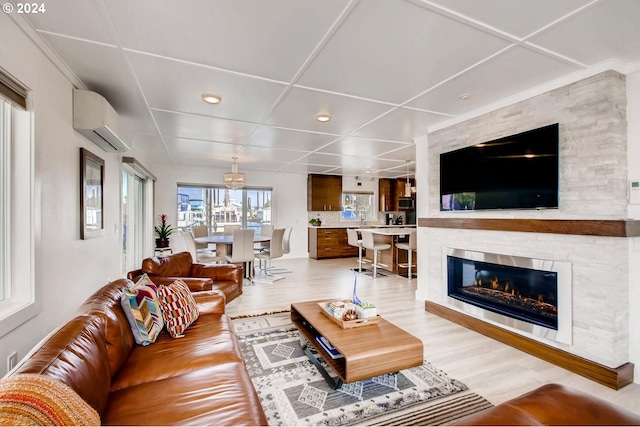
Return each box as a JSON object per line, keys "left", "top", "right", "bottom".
{"left": 80, "top": 147, "right": 105, "bottom": 239}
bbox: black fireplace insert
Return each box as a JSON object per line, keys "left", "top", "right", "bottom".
{"left": 447, "top": 255, "right": 558, "bottom": 330}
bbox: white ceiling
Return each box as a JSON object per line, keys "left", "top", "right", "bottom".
{"left": 18, "top": 0, "right": 640, "bottom": 178}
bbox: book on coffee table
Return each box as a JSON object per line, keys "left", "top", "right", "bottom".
{"left": 316, "top": 335, "right": 343, "bottom": 359}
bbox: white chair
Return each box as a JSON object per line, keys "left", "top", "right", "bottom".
{"left": 224, "top": 224, "right": 241, "bottom": 236}
{"left": 183, "top": 231, "right": 221, "bottom": 264}
{"left": 255, "top": 224, "right": 274, "bottom": 252}
{"left": 346, "top": 228, "right": 365, "bottom": 272}
{"left": 255, "top": 227, "right": 285, "bottom": 275}
{"left": 226, "top": 229, "right": 255, "bottom": 279}
{"left": 360, "top": 230, "right": 391, "bottom": 278}
{"left": 396, "top": 230, "right": 417, "bottom": 279}
{"left": 264, "top": 225, "right": 293, "bottom": 274}
{"left": 191, "top": 225, "right": 210, "bottom": 251}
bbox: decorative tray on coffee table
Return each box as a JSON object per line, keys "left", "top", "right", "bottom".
{"left": 318, "top": 300, "right": 381, "bottom": 329}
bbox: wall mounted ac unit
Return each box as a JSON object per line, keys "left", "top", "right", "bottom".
{"left": 73, "top": 89, "right": 130, "bottom": 152}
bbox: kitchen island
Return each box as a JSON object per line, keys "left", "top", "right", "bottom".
{"left": 358, "top": 227, "right": 416, "bottom": 277}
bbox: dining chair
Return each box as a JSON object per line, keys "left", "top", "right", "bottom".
{"left": 346, "top": 228, "right": 365, "bottom": 272}
{"left": 395, "top": 230, "right": 417, "bottom": 279}
{"left": 255, "top": 227, "right": 285, "bottom": 275}
{"left": 226, "top": 229, "right": 255, "bottom": 279}
{"left": 360, "top": 230, "right": 391, "bottom": 278}
{"left": 183, "top": 231, "right": 221, "bottom": 264}
{"left": 263, "top": 226, "right": 292, "bottom": 274}
{"left": 255, "top": 224, "right": 274, "bottom": 252}
{"left": 190, "top": 225, "right": 210, "bottom": 251}
{"left": 223, "top": 224, "right": 241, "bottom": 236}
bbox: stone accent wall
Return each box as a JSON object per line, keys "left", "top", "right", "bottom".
{"left": 422, "top": 71, "right": 630, "bottom": 368}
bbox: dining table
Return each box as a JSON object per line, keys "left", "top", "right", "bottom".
{"left": 194, "top": 233, "right": 270, "bottom": 260}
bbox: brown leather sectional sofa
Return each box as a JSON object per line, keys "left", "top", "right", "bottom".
{"left": 127, "top": 251, "right": 243, "bottom": 303}
{"left": 8, "top": 278, "right": 267, "bottom": 425}
{"left": 452, "top": 383, "right": 640, "bottom": 426}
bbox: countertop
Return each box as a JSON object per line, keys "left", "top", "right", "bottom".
{"left": 356, "top": 227, "right": 416, "bottom": 235}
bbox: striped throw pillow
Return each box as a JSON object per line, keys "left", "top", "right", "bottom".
{"left": 157, "top": 279, "right": 199, "bottom": 338}
{"left": 121, "top": 274, "right": 164, "bottom": 346}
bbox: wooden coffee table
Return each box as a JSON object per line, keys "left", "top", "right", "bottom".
{"left": 291, "top": 299, "right": 423, "bottom": 389}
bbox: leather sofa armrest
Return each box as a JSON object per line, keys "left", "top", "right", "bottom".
{"left": 193, "top": 290, "right": 226, "bottom": 314}
{"left": 146, "top": 276, "right": 214, "bottom": 292}
{"left": 190, "top": 263, "right": 243, "bottom": 284}
{"left": 452, "top": 383, "right": 640, "bottom": 426}
{"left": 127, "top": 269, "right": 144, "bottom": 281}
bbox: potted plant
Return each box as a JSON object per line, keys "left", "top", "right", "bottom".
{"left": 154, "top": 214, "right": 174, "bottom": 248}
{"left": 308, "top": 218, "right": 322, "bottom": 227}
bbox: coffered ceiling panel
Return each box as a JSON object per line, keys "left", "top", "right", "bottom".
{"left": 317, "top": 137, "right": 409, "bottom": 157}
{"left": 351, "top": 107, "right": 451, "bottom": 142}
{"left": 163, "top": 137, "right": 241, "bottom": 157}
{"left": 429, "top": 0, "right": 592, "bottom": 39}
{"left": 104, "top": 0, "right": 350, "bottom": 81}
{"left": 152, "top": 110, "right": 257, "bottom": 144}
{"left": 529, "top": 0, "right": 640, "bottom": 66}
{"left": 407, "top": 46, "right": 582, "bottom": 115}
{"left": 247, "top": 127, "right": 338, "bottom": 152}
{"left": 376, "top": 144, "right": 417, "bottom": 162}
{"left": 126, "top": 52, "right": 288, "bottom": 123}
{"left": 264, "top": 86, "right": 393, "bottom": 135}
{"left": 25, "top": 0, "right": 116, "bottom": 44}
{"left": 297, "top": 0, "right": 510, "bottom": 104}
{"left": 239, "top": 145, "right": 308, "bottom": 164}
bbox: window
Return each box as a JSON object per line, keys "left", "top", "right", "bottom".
{"left": 0, "top": 75, "right": 38, "bottom": 338}
{"left": 122, "top": 158, "right": 155, "bottom": 274}
{"left": 342, "top": 193, "right": 375, "bottom": 221}
{"left": 177, "top": 185, "right": 272, "bottom": 234}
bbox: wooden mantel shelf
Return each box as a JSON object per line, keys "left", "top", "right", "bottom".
{"left": 418, "top": 218, "right": 640, "bottom": 237}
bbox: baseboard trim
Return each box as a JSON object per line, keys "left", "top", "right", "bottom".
{"left": 425, "top": 301, "right": 634, "bottom": 390}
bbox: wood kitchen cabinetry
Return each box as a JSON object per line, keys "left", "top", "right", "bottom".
{"left": 378, "top": 178, "right": 395, "bottom": 212}
{"left": 308, "top": 227, "right": 359, "bottom": 259}
{"left": 307, "top": 174, "right": 342, "bottom": 211}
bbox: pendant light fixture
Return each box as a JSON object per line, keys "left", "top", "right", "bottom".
{"left": 404, "top": 160, "right": 412, "bottom": 197}
{"left": 224, "top": 157, "right": 245, "bottom": 189}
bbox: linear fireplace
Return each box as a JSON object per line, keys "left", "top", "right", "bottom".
{"left": 444, "top": 248, "right": 572, "bottom": 345}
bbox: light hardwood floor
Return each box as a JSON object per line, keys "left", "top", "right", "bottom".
{"left": 225, "top": 256, "right": 640, "bottom": 415}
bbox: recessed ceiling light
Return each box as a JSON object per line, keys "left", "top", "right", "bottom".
{"left": 458, "top": 93, "right": 471, "bottom": 100}
{"left": 202, "top": 93, "right": 222, "bottom": 104}
{"left": 316, "top": 114, "right": 331, "bottom": 123}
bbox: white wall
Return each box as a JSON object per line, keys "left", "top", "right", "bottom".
{"left": 152, "top": 163, "right": 309, "bottom": 259}
{"left": 0, "top": 14, "right": 124, "bottom": 375}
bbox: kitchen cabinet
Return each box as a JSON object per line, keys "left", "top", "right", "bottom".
{"left": 308, "top": 227, "right": 359, "bottom": 259}
{"left": 378, "top": 178, "right": 395, "bottom": 212}
{"left": 307, "top": 174, "right": 342, "bottom": 211}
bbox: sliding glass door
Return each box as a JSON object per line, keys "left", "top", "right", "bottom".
{"left": 122, "top": 169, "right": 146, "bottom": 274}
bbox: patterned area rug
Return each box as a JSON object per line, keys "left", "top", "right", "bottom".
{"left": 232, "top": 313, "right": 492, "bottom": 426}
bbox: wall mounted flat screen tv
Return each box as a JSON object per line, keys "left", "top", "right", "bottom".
{"left": 440, "top": 123, "right": 559, "bottom": 211}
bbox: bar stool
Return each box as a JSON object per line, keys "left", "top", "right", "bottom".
{"left": 346, "top": 228, "right": 364, "bottom": 272}
{"left": 396, "top": 230, "right": 417, "bottom": 279}
{"left": 360, "top": 230, "right": 391, "bottom": 278}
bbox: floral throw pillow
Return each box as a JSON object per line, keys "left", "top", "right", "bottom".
{"left": 156, "top": 279, "right": 199, "bottom": 338}
{"left": 120, "top": 274, "right": 164, "bottom": 346}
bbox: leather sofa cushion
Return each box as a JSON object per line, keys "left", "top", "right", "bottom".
{"left": 102, "top": 362, "right": 268, "bottom": 426}
{"left": 77, "top": 279, "right": 135, "bottom": 377}
{"left": 11, "top": 315, "right": 111, "bottom": 414}
{"left": 110, "top": 313, "right": 241, "bottom": 391}
{"left": 143, "top": 251, "right": 193, "bottom": 277}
